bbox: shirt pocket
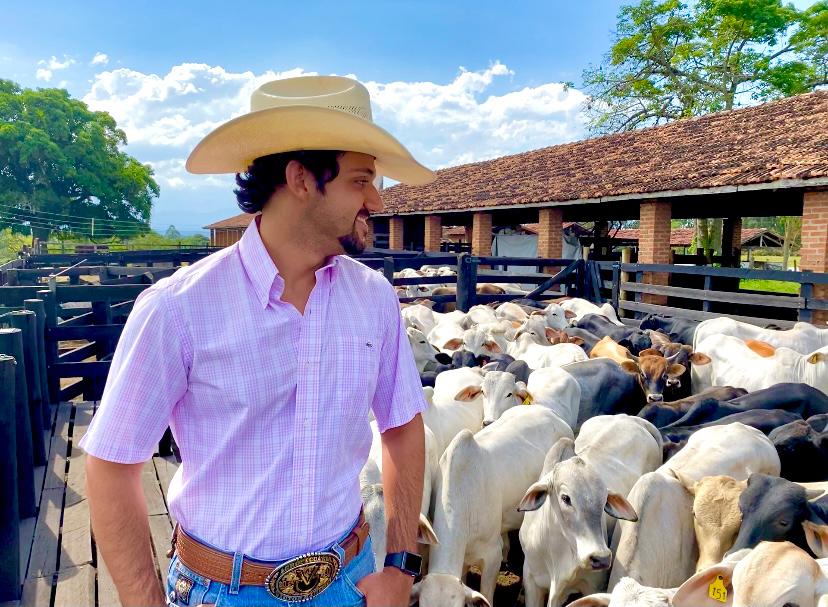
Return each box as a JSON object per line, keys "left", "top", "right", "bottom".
{"left": 328, "top": 336, "right": 381, "bottom": 421}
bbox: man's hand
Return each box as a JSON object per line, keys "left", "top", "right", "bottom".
{"left": 356, "top": 567, "right": 414, "bottom": 606}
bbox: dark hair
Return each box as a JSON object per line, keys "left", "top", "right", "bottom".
{"left": 234, "top": 150, "right": 343, "bottom": 213}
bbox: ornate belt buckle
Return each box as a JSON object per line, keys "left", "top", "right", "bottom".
{"left": 265, "top": 552, "right": 341, "bottom": 602}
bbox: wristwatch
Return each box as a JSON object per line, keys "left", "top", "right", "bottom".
{"left": 384, "top": 551, "right": 423, "bottom": 577}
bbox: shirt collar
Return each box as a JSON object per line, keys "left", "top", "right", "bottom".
{"left": 238, "top": 214, "right": 340, "bottom": 309}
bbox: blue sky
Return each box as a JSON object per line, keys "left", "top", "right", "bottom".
{"left": 1, "top": 0, "right": 818, "bottom": 235}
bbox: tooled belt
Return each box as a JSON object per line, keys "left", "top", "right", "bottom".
{"left": 169, "top": 511, "right": 369, "bottom": 601}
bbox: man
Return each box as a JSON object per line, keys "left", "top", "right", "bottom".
{"left": 81, "top": 75, "right": 435, "bottom": 607}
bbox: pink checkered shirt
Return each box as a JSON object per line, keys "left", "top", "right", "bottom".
{"left": 80, "top": 216, "right": 427, "bottom": 560}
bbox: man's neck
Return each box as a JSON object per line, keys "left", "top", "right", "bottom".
{"left": 257, "top": 209, "right": 331, "bottom": 284}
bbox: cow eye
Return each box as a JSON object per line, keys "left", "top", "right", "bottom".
{"left": 420, "top": 341, "right": 426, "bottom": 344}
{"left": 777, "top": 519, "right": 789, "bottom": 527}
{"left": 561, "top": 494, "right": 571, "bottom": 506}
{"left": 506, "top": 393, "right": 512, "bottom": 398}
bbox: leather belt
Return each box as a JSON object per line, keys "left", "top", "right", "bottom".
{"left": 170, "top": 511, "right": 369, "bottom": 589}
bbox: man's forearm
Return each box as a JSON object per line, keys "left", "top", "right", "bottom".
{"left": 381, "top": 413, "right": 425, "bottom": 554}
{"left": 86, "top": 455, "right": 166, "bottom": 607}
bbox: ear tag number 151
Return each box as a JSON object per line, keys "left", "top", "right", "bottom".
{"left": 708, "top": 575, "right": 727, "bottom": 603}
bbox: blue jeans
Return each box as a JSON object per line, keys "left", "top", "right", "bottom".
{"left": 166, "top": 533, "right": 374, "bottom": 606}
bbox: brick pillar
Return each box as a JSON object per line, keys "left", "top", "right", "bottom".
{"left": 424, "top": 215, "right": 442, "bottom": 252}
{"left": 639, "top": 200, "right": 672, "bottom": 305}
{"left": 389, "top": 216, "right": 404, "bottom": 250}
{"left": 722, "top": 217, "right": 742, "bottom": 267}
{"left": 801, "top": 191, "right": 828, "bottom": 325}
{"left": 537, "top": 207, "right": 564, "bottom": 274}
{"left": 472, "top": 212, "right": 492, "bottom": 257}
{"left": 364, "top": 218, "right": 374, "bottom": 249}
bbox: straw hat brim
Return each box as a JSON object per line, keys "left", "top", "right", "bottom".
{"left": 186, "top": 105, "right": 435, "bottom": 185}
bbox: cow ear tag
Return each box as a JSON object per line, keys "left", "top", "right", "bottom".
{"left": 522, "top": 395, "right": 533, "bottom": 405}
{"left": 707, "top": 575, "right": 727, "bottom": 603}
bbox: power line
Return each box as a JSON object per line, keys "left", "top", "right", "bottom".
{"left": 0, "top": 202, "right": 149, "bottom": 227}
{"left": 0, "top": 214, "right": 147, "bottom": 236}
{"left": 0, "top": 209, "right": 144, "bottom": 232}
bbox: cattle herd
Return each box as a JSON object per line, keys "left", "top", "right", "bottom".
{"left": 360, "top": 266, "right": 828, "bottom": 607}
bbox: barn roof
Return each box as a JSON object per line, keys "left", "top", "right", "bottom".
{"left": 608, "top": 227, "right": 781, "bottom": 246}
{"left": 203, "top": 212, "right": 258, "bottom": 230}
{"left": 378, "top": 91, "right": 828, "bottom": 216}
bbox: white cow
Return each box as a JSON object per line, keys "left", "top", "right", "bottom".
{"left": 427, "top": 310, "right": 468, "bottom": 353}
{"left": 478, "top": 371, "right": 528, "bottom": 427}
{"left": 495, "top": 301, "right": 530, "bottom": 323}
{"left": 407, "top": 327, "right": 448, "bottom": 372}
{"left": 518, "top": 341, "right": 588, "bottom": 372}
{"left": 413, "top": 405, "right": 575, "bottom": 607}
{"left": 459, "top": 326, "right": 510, "bottom": 359}
{"left": 692, "top": 334, "right": 828, "bottom": 395}
{"left": 694, "top": 317, "right": 828, "bottom": 354}
{"left": 537, "top": 303, "right": 573, "bottom": 330}
{"left": 464, "top": 304, "right": 499, "bottom": 328}
{"left": 559, "top": 298, "right": 624, "bottom": 326}
{"left": 519, "top": 415, "right": 661, "bottom": 607}
{"left": 423, "top": 368, "right": 486, "bottom": 455}
{"left": 360, "top": 421, "right": 440, "bottom": 569}
{"left": 402, "top": 303, "right": 437, "bottom": 336}
{"left": 524, "top": 366, "right": 582, "bottom": 430}
{"left": 609, "top": 423, "right": 781, "bottom": 589}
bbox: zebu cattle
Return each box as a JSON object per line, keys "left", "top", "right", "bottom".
{"left": 694, "top": 317, "right": 828, "bottom": 354}
{"left": 692, "top": 334, "right": 828, "bottom": 396}
{"left": 609, "top": 424, "right": 780, "bottom": 589}
{"left": 559, "top": 298, "right": 623, "bottom": 325}
{"left": 414, "top": 405, "right": 574, "bottom": 607}
{"left": 518, "top": 415, "right": 661, "bottom": 607}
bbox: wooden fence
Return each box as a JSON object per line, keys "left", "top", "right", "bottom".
{"left": 599, "top": 261, "right": 828, "bottom": 329}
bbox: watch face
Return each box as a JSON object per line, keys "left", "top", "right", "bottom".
{"left": 402, "top": 552, "right": 423, "bottom": 575}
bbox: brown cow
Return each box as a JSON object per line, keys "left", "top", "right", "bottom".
{"left": 620, "top": 353, "right": 687, "bottom": 403}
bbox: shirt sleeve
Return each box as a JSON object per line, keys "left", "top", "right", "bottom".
{"left": 79, "top": 282, "right": 189, "bottom": 463}
{"left": 370, "top": 282, "right": 428, "bottom": 433}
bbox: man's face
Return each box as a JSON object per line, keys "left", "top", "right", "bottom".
{"left": 308, "top": 151, "right": 383, "bottom": 255}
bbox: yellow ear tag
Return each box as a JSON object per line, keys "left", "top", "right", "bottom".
{"left": 522, "top": 395, "right": 533, "bottom": 405}
{"left": 708, "top": 575, "right": 727, "bottom": 603}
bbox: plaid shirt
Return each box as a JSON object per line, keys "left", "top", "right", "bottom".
{"left": 80, "top": 216, "right": 426, "bottom": 560}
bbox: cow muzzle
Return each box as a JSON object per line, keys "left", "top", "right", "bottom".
{"left": 646, "top": 393, "right": 664, "bottom": 403}
{"left": 482, "top": 420, "right": 494, "bottom": 427}
{"left": 585, "top": 552, "right": 612, "bottom": 571}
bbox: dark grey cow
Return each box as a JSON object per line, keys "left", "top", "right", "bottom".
{"left": 727, "top": 473, "right": 828, "bottom": 558}
{"left": 638, "top": 314, "right": 699, "bottom": 346}
{"left": 663, "top": 383, "right": 828, "bottom": 429}
{"left": 574, "top": 314, "right": 653, "bottom": 354}
{"left": 660, "top": 409, "right": 802, "bottom": 444}
{"left": 769, "top": 419, "right": 828, "bottom": 482}
{"left": 637, "top": 386, "right": 747, "bottom": 428}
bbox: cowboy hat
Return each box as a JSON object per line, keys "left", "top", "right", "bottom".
{"left": 186, "top": 75, "right": 435, "bottom": 185}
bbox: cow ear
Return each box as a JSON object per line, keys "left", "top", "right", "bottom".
{"left": 417, "top": 513, "right": 439, "bottom": 545}
{"left": 569, "top": 336, "right": 585, "bottom": 346}
{"left": 619, "top": 360, "right": 639, "bottom": 375}
{"left": 672, "top": 563, "right": 736, "bottom": 607}
{"left": 463, "top": 586, "right": 491, "bottom": 607}
{"left": 566, "top": 594, "right": 612, "bottom": 607}
{"left": 605, "top": 491, "right": 638, "bottom": 521}
{"left": 638, "top": 348, "right": 662, "bottom": 358}
{"left": 544, "top": 327, "right": 557, "bottom": 341}
{"left": 435, "top": 352, "right": 453, "bottom": 365}
{"left": 564, "top": 309, "right": 577, "bottom": 319}
{"left": 808, "top": 352, "right": 826, "bottom": 364}
{"left": 484, "top": 340, "right": 503, "bottom": 354}
{"left": 667, "top": 363, "right": 687, "bottom": 377}
{"left": 690, "top": 352, "right": 712, "bottom": 365}
{"left": 803, "top": 520, "right": 828, "bottom": 558}
{"left": 518, "top": 480, "right": 550, "bottom": 512}
{"left": 442, "top": 338, "right": 463, "bottom": 350}
{"left": 511, "top": 320, "right": 522, "bottom": 328}
{"left": 454, "top": 386, "right": 483, "bottom": 401}
{"left": 806, "top": 488, "right": 826, "bottom": 501}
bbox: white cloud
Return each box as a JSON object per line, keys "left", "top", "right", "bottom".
{"left": 35, "top": 68, "right": 52, "bottom": 82}
{"left": 91, "top": 52, "right": 109, "bottom": 66}
{"left": 78, "top": 61, "right": 589, "bottom": 223}
{"left": 35, "top": 54, "right": 76, "bottom": 82}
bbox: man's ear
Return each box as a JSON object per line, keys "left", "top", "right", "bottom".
{"left": 284, "top": 159, "right": 314, "bottom": 199}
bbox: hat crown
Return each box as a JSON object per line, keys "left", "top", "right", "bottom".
{"left": 250, "top": 75, "right": 373, "bottom": 121}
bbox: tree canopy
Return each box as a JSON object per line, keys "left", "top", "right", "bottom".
{"left": 0, "top": 79, "right": 159, "bottom": 241}
{"left": 583, "top": 0, "right": 828, "bottom": 133}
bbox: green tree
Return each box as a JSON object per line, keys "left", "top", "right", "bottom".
{"left": 164, "top": 225, "right": 182, "bottom": 240}
{"left": 0, "top": 80, "right": 159, "bottom": 242}
{"left": 582, "top": 0, "right": 827, "bottom": 256}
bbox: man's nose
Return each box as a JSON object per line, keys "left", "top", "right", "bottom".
{"left": 364, "top": 181, "right": 384, "bottom": 213}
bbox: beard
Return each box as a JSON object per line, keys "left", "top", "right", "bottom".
{"left": 338, "top": 212, "right": 369, "bottom": 255}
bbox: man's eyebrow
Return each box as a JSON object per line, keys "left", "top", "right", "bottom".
{"left": 349, "top": 168, "right": 376, "bottom": 177}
